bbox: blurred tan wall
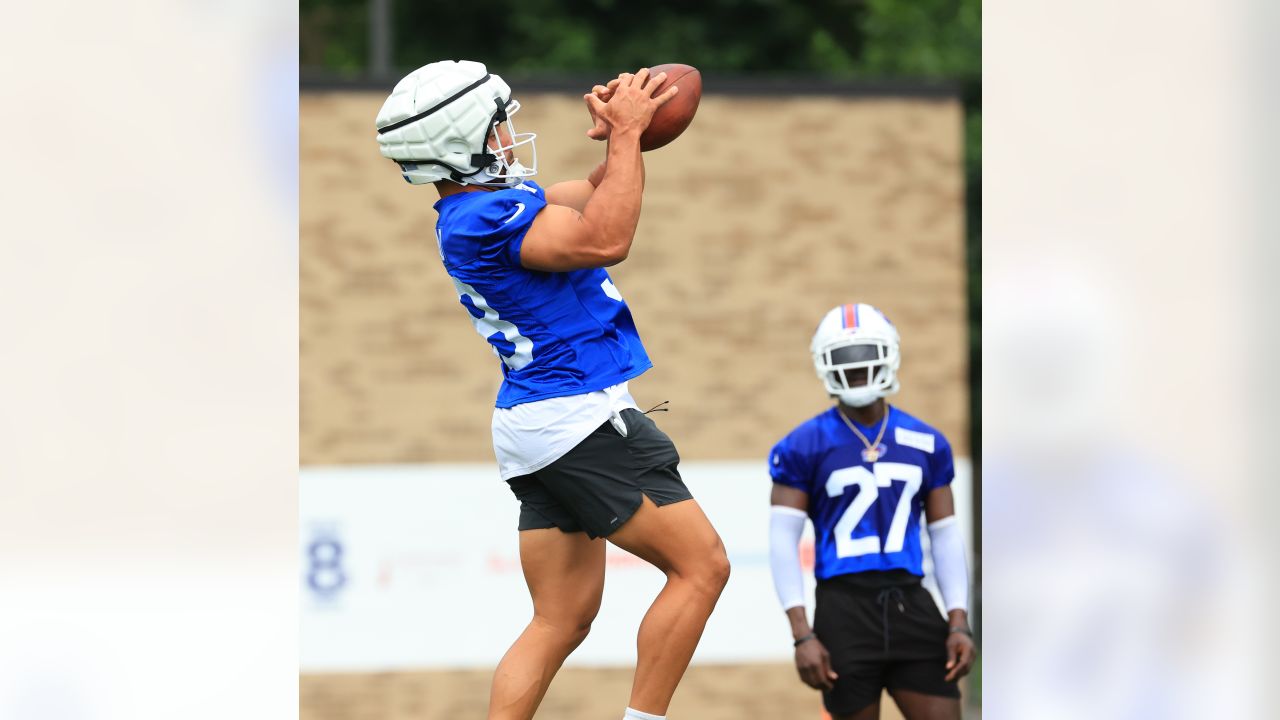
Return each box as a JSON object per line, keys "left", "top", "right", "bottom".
{"left": 301, "top": 90, "right": 967, "bottom": 465}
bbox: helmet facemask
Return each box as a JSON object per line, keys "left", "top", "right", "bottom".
{"left": 437, "top": 97, "right": 537, "bottom": 188}
{"left": 484, "top": 98, "right": 538, "bottom": 184}
{"left": 814, "top": 336, "right": 900, "bottom": 408}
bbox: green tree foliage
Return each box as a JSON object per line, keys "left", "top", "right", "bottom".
{"left": 300, "top": 0, "right": 367, "bottom": 72}
{"left": 392, "top": 0, "right": 864, "bottom": 77}
{"left": 301, "top": 0, "right": 975, "bottom": 83}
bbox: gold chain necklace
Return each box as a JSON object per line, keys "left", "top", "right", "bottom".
{"left": 837, "top": 406, "right": 890, "bottom": 462}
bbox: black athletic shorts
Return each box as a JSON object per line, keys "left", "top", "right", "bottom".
{"left": 813, "top": 570, "right": 960, "bottom": 716}
{"left": 505, "top": 408, "right": 693, "bottom": 539}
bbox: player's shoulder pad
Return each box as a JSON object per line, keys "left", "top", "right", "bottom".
{"left": 891, "top": 407, "right": 951, "bottom": 455}
{"left": 775, "top": 409, "right": 833, "bottom": 457}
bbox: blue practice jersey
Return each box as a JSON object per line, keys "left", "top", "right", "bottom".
{"left": 769, "top": 406, "right": 955, "bottom": 580}
{"left": 433, "top": 180, "right": 652, "bottom": 408}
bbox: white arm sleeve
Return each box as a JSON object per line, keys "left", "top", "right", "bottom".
{"left": 927, "top": 515, "right": 969, "bottom": 613}
{"left": 769, "top": 505, "right": 809, "bottom": 611}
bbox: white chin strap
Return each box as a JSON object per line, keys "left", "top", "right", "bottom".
{"left": 460, "top": 160, "right": 531, "bottom": 188}
{"left": 467, "top": 148, "right": 536, "bottom": 187}
{"left": 488, "top": 157, "right": 532, "bottom": 183}
{"left": 836, "top": 387, "right": 882, "bottom": 407}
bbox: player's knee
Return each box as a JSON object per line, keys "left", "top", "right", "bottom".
{"left": 566, "top": 604, "right": 599, "bottom": 647}
{"left": 577, "top": 605, "right": 601, "bottom": 639}
{"left": 707, "top": 543, "right": 731, "bottom": 595}
{"left": 683, "top": 542, "right": 730, "bottom": 599}
{"left": 563, "top": 618, "right": 593, "bottom": 649}
{"left": 579, "top": 593, "right": 603, "bottom": 627}
{"left": 533, "top": 611, "right": 595, "bottom": 649}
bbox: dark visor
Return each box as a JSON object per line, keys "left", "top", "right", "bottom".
{"left": 830, "top": 344, "right": 880, "bottom": 364}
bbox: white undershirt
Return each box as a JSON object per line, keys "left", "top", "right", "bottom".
{"left": 491, "top": 382, "right": 639, "bottom": 481}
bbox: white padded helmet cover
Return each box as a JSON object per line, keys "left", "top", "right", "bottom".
{"left": 375, "top": 60, "right": 515, "bottom": 185}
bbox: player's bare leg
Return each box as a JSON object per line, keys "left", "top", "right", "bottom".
{"left": 606, "top": 495, "right": 731, "bottom": 715}
{"left": 487, "top": 529, "right": 606, "bottom": 720}
{"left": 887, "top": 688, "right": 961, "bottom": 720}
{"left": 832, "top": 699, "right": 881, "bottom": 720}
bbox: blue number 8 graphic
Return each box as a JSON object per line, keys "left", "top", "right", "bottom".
{"left": 307, "top": 537, "right": 347, "bottom": 597}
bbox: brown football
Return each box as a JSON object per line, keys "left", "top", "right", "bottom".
{"left": 639, "top": 63, "right": 702, "bottom": 151}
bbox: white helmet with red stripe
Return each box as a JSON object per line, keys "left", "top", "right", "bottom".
{"left": 810, "top": 303, "right": 901, "bottom": 407}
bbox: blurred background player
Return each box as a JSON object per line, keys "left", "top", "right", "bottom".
{"left": 373, "top": 60, "right": 730, "bottom": 720}
{"left": 768, "top": 304, "right": 975, "bottom": 720}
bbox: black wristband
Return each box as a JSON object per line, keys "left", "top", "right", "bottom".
{"left": 948, "top": 626, "right": 972, "bottom": 637}
{"left": 793, "top": 632, "right": 817, "bottom": 647}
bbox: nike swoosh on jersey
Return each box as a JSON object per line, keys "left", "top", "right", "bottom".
{"left": 503, "top": 203, "right": 526, "bottom": 224}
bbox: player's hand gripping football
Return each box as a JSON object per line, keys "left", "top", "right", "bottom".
{"left": 585, "top": 77, "right": 620, "bottom": 140}
{"left": 794, "top": 635, "right": 839, "bottom": 691}
{"left": 944, "top": 627, "right": 976, "bottom": 682}
{"left": 583, "top": 69, "right": 677, "bottom": 141}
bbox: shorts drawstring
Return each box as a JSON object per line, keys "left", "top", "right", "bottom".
{"left": 614, "top": 401, "right": 668, "bottom": 436}
{"left": 875, "top": 587, "right": 907, "bottom": 655}
{"left": 643, "top": 400, "right": 669, "bottom": 415}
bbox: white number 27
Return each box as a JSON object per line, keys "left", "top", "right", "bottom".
{"left": 825, "top": 462, "right": 923, "bottom": 558}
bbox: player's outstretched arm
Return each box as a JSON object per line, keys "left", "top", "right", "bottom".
{"left": 542, "top": 80, "right": 630, "bottom": 213}
{"left": 520, "top": 69, "right": 675, "bottom": 272}
{"left": 543, "top": 161, "right": 608, "bottom": 213}
{"left": 770, "top": 484, "right": 838, "bottom": 692}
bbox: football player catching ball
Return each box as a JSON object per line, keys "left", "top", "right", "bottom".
{"left": 374, "top": 61, "right": 729, "bottom": 720}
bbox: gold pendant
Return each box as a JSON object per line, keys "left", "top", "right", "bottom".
{"left": 862, "top": 447, "right": 880, "bottom": 463}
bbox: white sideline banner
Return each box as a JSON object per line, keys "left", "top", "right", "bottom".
{"left": 300, "top": 460, "right": 973, "bottom": 671}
